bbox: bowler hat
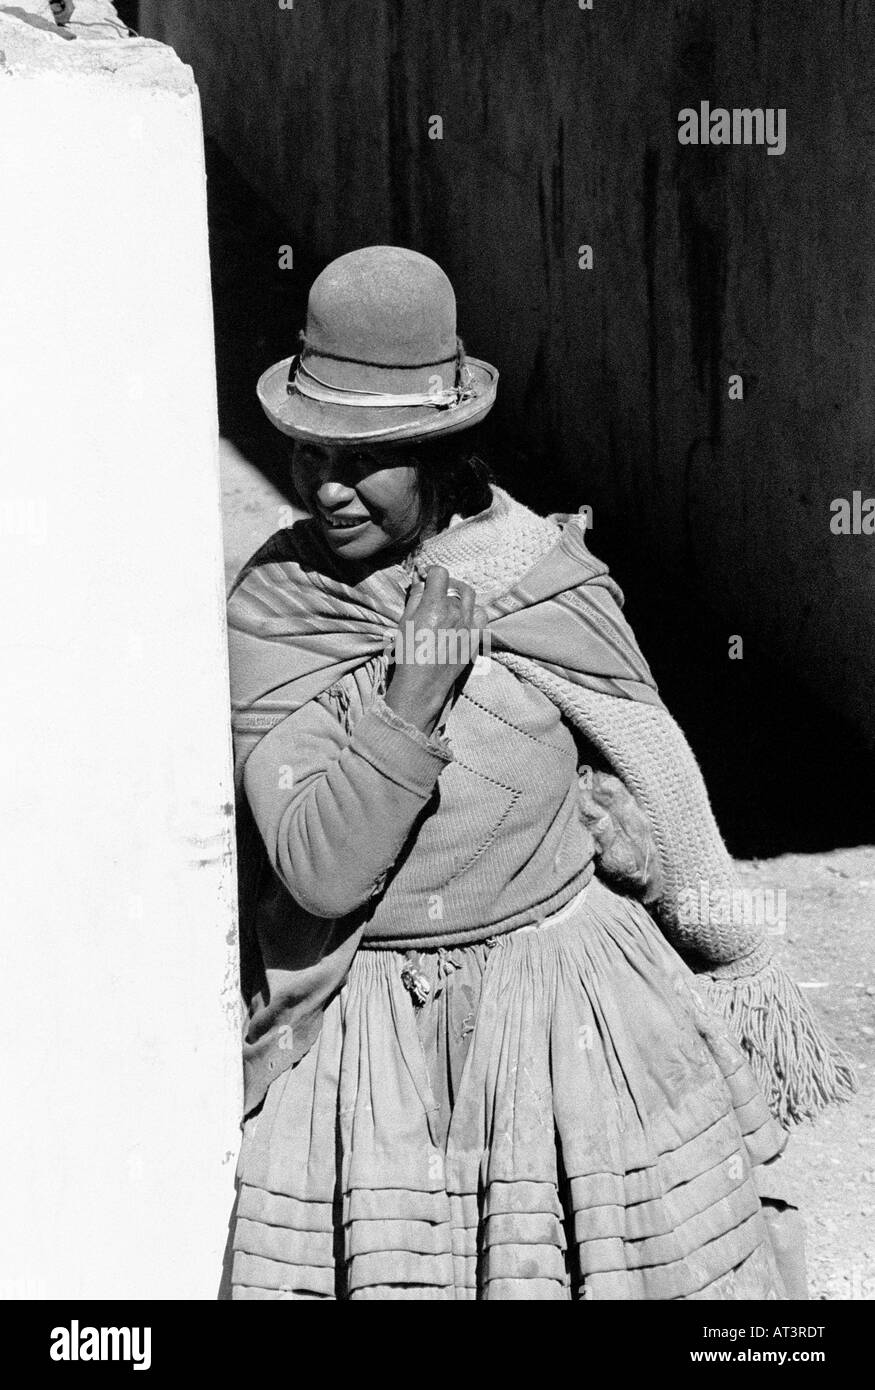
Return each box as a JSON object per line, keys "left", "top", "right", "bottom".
{"left": 257, "top": 246, "right": 498, "bottom": 444}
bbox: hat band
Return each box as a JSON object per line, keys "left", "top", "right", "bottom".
{"left": 287, "top": 336, "right": 475, "bottom": 410}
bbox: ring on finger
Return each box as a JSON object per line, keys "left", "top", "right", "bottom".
{"left": 446, "top": 586, "right": 464, "bottom": 601}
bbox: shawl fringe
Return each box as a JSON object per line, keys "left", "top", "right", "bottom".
{"left": 324, "top": 652, "right": 389, "bottom": 735}
{"left": 701, "top": 957, "right": 858, "bottom": 1127}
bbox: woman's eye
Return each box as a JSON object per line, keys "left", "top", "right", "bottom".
{"left": 292, "top": 450, "right": 324, "bottom": 485}
{"left": 347, "top": 452, "right": 377, "bottom": 477}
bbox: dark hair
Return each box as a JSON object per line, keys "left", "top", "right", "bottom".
{"left": 403, "top": 434, "right": 495, "bottom": 541}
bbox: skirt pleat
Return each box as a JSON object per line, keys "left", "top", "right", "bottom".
{"left": 232, "top": 878, "right": 788, "bottom": 1300}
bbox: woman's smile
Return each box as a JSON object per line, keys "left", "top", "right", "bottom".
{"left": 317, "top": 507, "right": 372, "bottom": 536}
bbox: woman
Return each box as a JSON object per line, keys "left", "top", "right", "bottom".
{"left": 227, "top": 246, "right": 854, "bottom": 1300}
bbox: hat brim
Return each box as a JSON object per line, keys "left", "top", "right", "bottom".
{"left": 256, "top": 356, "right": 498, "bottom": 445}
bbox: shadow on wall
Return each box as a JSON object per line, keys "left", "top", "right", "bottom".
{"left": 206, "top": 139, "right": 875, "bottom": 861}
{"left": 113, "top": 0, "right": 138, "bottom": 32}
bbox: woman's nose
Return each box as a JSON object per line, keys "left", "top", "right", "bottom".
{"left": 315, "top": 478, "right": 356, "bottom": 508}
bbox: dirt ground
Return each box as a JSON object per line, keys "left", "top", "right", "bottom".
{"left": 220, "top": 438, "right": 874, "bottom": 1301}
{"left": 741, "top": 849, "right": 875, "bottom": 1300}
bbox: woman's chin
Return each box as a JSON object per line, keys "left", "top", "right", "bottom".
{"left": 322, "top": 525, "right": 393, "bottom": 564}
{"left": 309, "top": 508, "right": 415, "bottom": 567}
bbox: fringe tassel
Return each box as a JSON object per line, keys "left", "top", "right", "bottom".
{"left": 701, "top": 958, "right": 858, "bottom": 1128}
{"left": 324, "top": 679, "right": 354, "bottom": 736}
{"left": 324, "top": 652, "right": 391, "bottom": 737}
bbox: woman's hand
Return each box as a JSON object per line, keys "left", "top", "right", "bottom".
{"left": 383, "top": 565, "right": 485, "bottom": 736}
{"left": 577, "top": 766, "right": 664, "bottom": 905}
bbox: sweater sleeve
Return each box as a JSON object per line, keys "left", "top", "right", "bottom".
{"left": 243, "top": 692, "right": 453, "bottom": 919}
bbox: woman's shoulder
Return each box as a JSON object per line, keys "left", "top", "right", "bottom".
{"left": 493, "top": 486, "right": 566, "bottom": 555}
{"left": 418, "top": 486, "right": 563, "bottom": 596}
{"left": 229, "top": 518, "right": 323, "bottom": 599}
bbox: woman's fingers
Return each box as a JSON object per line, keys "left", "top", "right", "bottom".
{"left": 420, "top": 568, "right": 476, "bottom": 625}
{"left": 449, "top": 579, "right": 474, "bottom": 621}
{"left": 421, "top": 564, "right": 450, "bottom": 606}
{"left": 401, "top": 567, "right": 484, "bottom": 667}
{"left": 447, "top": 581, "right": 481, "bottom": 665}
{"left": 402, "top": 576, "right": 426, "bottom": 622}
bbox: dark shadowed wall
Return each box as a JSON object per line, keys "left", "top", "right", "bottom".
{"left": 141, "top": 0, "right": 875, "bottom": 757}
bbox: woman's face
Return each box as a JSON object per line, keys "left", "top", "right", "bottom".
{"left": 291, "top": 441, "right": 422, "bottom": 564}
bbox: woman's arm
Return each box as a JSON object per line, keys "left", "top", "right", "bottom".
{"left": 576, "top": 765, "right": 664, "bottom": 905}
{"left": 244, "top": 690, "right": 453, "bottom": 919}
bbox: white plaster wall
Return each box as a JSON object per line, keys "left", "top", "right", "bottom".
{"left": 0, "top": 36, "right": 241, "bottom": 1298}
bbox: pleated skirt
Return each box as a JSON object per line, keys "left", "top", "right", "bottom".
{"left": 231, "top": 877, "right": 789, "bottom": 1300}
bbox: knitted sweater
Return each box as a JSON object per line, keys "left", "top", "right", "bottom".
{"left": 244, "top": 661, "right": 595, "bottom": 948}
